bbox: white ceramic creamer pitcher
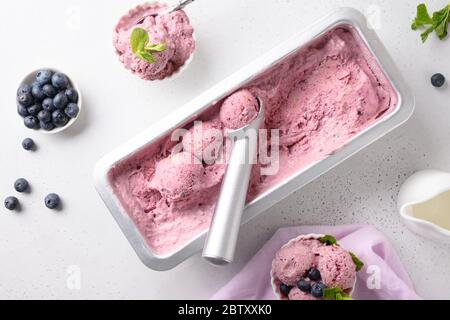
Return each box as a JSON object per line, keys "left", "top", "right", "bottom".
{"left": 398, "top": 170, "right": 450, "bottom": 242}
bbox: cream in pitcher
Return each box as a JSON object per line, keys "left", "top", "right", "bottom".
{"left": 398, "top": 170, "right": 450, "bottom": 242}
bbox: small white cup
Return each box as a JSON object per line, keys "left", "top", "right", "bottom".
{"left": 270, "top": 233, "right": 356, "bottom": 300}
{"left": 19, "top": 68, "right": 82, "bottom": 134}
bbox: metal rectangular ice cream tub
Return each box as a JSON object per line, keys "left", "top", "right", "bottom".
{"left": 94, "top": 8, "right": 415, "bottom": 271}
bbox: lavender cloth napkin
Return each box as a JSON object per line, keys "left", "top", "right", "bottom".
{"left": 212, "top": 225, "right": 421, "bottom": 300}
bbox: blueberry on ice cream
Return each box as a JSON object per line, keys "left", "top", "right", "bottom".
{"left": 271, "top": 235, "right": 362, "bottom": 300}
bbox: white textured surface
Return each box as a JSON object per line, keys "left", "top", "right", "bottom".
{"left": 0, "top": 0, "right": 449, "bottom": 300}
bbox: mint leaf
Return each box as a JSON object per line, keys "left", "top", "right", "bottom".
{"left": 146, "top": 42, "right": 167, "bottom": 52}
{"left": 412, "top": 4, "right": 433, "bottom": 29}
{"left": 323, "top": 288, "right": 352, "bottom": 300}
{"left": 421, "top": 25, "right": 435, "bottom": 42}
{"left": 138, "top": 51, "right": 155, "bottom": 64}
{"left": 130, "top": 28, "right": 149, "bottom": 54}
{"left": 319, "top": 235, "right": 337, "bottom": 246}
{"left": 349, "top": 252, "right": 364, "bottom": 272}
{"left": 412, "top": 3, "right": 450, "bottom": 42}
{"left": 130, "top": 28, "right": 167, "bottom": 64}
{"left": 433, "top": 7, "right": 450, "bottom": 39}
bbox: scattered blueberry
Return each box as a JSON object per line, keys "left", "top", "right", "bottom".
{"left": 38, "top": 110, "right": 51, "bottom": 123}
{"left": 64, "top": 103, "right": 79, "bottom": 118}
{"left": 52, "top": 73, "right": 69, "bottom": 89}
{"left": 22, "top": 138, "right": 35, "bottom": 151}
{"left": 17, "top": 104, "right": 29, "bottom": 117}
{"left": 42, "top": 84, "right": 57, "bottom": 98}
{"left": 36, "top": 69, "right": 53, "bottom": 85}
{"left": 307, "top": 268, "right": 322, "bottom": 281}
{"left": 279, "top": 283, "right": 292, "bottom": 296}
{"left": 297, "top": 278, "right": 311, "bottom": 293}
{"left": 53, "top": 92, "right": 68, "bottom": 109}
{"left": 4, "top": 197, "right": 19, "bottom": 211}
{"left": 14, "top": 178, "right": 29, "bottom": 193}
{"left": 65, "top": 87, "right": 78, "bottom": 103}
{"left": 17, "top": 93, "right": 34, "bottom": 107}
{"left": 24, "top": 116, "right": 39, "bottom": 129}
{"left": 45, "top": 193, "right": 61, "bottom": 209}
{"left": 52, "top": 110, "right": 69, "bottom": 127}
{"left": 40, "top": 121, "right": 55, "bottom": 131}
{"left": 17, "top": 84, "right": 32, "bottom": 96}
{"left": 27, "top": 104, "right": 42, "bottom": 116}
{"left": 431, "top": 73, "right": 446, "bottom": 88}
{"left": 31, "top": 83, "right": 46, "bottom": 101}
{"left": 42, "top": 98, "right": 55, "bottom": 112}
{"left": 311, "top": 282, "right": 327, "bottom": 298}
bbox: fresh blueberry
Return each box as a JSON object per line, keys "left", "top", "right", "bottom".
{"left": 64, "top": 103, "right": 79, "bottom": 118}
{"left": 31, "top": 83, "right": 46, "bottom": 101}
{"left": 53, "top": 92, "right": 68, "bottom": 109}
{"left": 22, "top": 138, "right": 35, "bottom": 151}
{"left": 431, "top": 73, "right": 446, "bottom": 88}
{"left": 52, "top": 110, "right": 69, "bottom": 127}
{"left": 52, "top": 73, "right": 69, "bottom": 89}
{"left": 307, "top": 268, "right": 322, "bottom": 281}
{"left": 17, "top": 93, "right": 34, "bottom": 107}
{"left": 279, "top": 283, "right": 292, "bottom": 296}
{"left": 4, "top": 196, "right": 19, "bottom": 211}
{"left": 17, "top": 84, "right": 32, "bottom": 96}
{"left": 27, "top": 104, "right": 42, "bottom": 116}
{"left": 45, "top": 193, "right": 61, "bottom": 209}
{"left": 40, "top": 121, "right": 55, "bottom": 131}
{"left": 14, "top": 178, "right": 29, "bottom": 193}
{"left": 311, "top": 282, "right": 327, "bottom": 298}
{"left": 42, "top": 98, "right": 55, "bottom": 112}
{"left": 38, "top": 110, "right": 51, "bottom": 123}
{"left": 24, "top": 116, "right": 39, "bottom": 129}
{"left": 42, "top": 84, "right": 57, "bottom": 98}
{"left": 65, "top": 87, "right": 78, "bottom": 103}
{"left": 36, "top": 69, "right": 53, "bottom": 85}
{"left": 17, "top": 104, "right": 29, "bottom": 117}
{"left": 297, "top": 278, "right": 311, "bottom": 293}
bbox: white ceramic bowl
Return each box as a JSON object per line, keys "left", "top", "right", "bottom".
{"left": 18, "top": 68, "right": 82, "bottom": 134}
{"left": 270, "top": 233, "right": 357, "bottom": 300}
{"left": 114, "top": 2, "right": 196, "bottom": 82}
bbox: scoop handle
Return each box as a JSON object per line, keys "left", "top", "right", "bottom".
{"left": 202, "top": 133, "right": 258, "bottom": 265}
{"left": 166, "top": 0, "right": 195, "bottom": 14}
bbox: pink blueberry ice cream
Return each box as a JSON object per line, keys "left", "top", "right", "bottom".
{"left": 108, "top": 26, "right": 397, "bottom": 255}
{"left": 113, "top": 2, "right": 195, "bottom": 80}
{"left": 148, "top": 152, "right": 204, "bottom": 202}
{"left": 182, "top": 120, "right": 224, "bottom": 163}
{"left": 220, "top": 89, "right": 259, "bottom": 129}
{"left": 271, "top": 236, "right": 358, "bottom": 300}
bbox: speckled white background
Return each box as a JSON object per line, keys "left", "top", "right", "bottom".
{"left": 0, "top": 0, "right": 449, "bottom": 300}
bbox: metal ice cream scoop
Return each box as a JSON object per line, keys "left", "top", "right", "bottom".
{"left": 202, "top": 98, "right": 265, "bottom": 265}
{"left": 135, "top": 0, "right": 195, "bottom": 24}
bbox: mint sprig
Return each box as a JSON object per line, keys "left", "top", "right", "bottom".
{"left": 412, "top": 3, "right": 450, "bottom": 42}
{"left": 349, "top": 252, "right": 364, "bottom": 272}
{"left": 323, "top": 287, "right": 352, "bottom": 300}
{"left": 319, "top": 235, "right": 337, "bottom": 246}
{"left": 130, "top": 28, "right": 167, "bottom": 64}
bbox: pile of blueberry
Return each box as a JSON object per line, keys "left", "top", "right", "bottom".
{"left": 279, "top": 267, "right": 327, "bottom": 299}
{"left": 17, "top": 69, "right": 79, "bottom": 131}
{"left": 3, "top": 138, "right": 62, "bottom": 212}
